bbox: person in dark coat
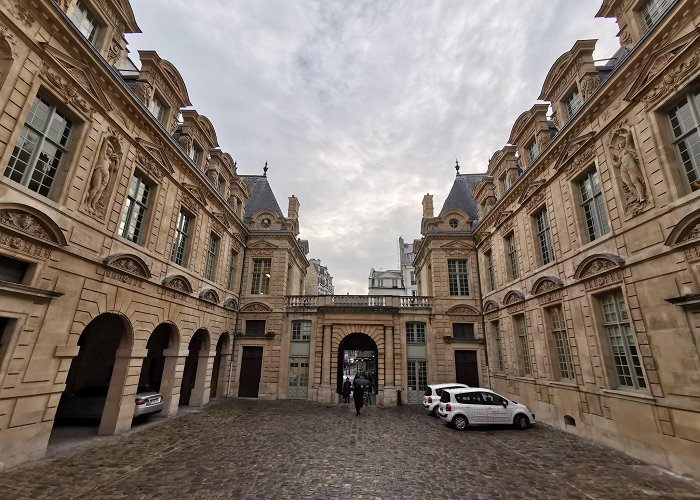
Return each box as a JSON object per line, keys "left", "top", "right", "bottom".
{"left": 353, "top": 383, "right": 364, "bottom": 416}
{"left": 342, "top": 378, "right": 352, "bottom": 403}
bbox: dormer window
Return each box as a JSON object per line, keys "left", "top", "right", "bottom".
{"left": 448, "top": 218, "right": 458, "bottom": 228}
{"left": 148, "top": 95, "right": 165, "bottom": 123}
{"left": 499, "top": 175, "right": 509, "bottom": 195}
{"left": 525, "top": 140, "right": 539, "bottom": 166}
{"left": 70, "top": 2, "right": 100, "bottom": 44}
{"left": 641, "top": 0, "right": 674, "bottom": 32}
{"left": 189, "top": 144, "right": 202, "bottom": 165}
{"left": 565, "top": 87, "right": 583, "bottom": 119}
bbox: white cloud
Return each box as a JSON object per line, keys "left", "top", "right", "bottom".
{"left": 127, "top": 0, "right": 619, "bottom": 293}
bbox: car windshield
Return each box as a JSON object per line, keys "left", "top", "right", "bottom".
{"left": 440, "top": 391, "right": 451, "bottom": 403}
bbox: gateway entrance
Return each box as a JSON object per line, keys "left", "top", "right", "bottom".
{"left": 337, "top": 333, "right": 378, "bottom": 400}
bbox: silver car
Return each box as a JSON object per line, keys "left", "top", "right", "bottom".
{"left": 57, "top": 385, "right": 164, "bottom": 420}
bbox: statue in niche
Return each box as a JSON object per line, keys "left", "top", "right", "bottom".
{"left": 609, "top": 125, "right": 647, "bottom": 210}
{"left": 86, "top": 137, "right": 120, "bottom": 211}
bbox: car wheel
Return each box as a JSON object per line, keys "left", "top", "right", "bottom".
{"left": 431, "top": 406, "right": 439, "bottom": 417}
{"left": 453, "top": 415, "right": 468, "bottom": 430}
{"left": 513, "top": 414, "right": 529, "bottom": 430}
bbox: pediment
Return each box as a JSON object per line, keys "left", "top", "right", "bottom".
{"left": 42, "top": 44, "right": 113, "bottom": 112}
{"left": 223, "top": 298, "right": 238, "bottom": 311}
{"left": 665, "top": 208, "right": 700, "bottom": 246}
{"left": 0, "top": 204, "right": 67, "bottom": 246}
{"left": 531, "top": 276, "right": 564, "bottom": 295}
{"left": 213, "top": 213, "right": 230, "bottom": 228}
{"left": 137, "top": 139, "right": 175, "bottom": 175}
{"left": 103, "top": 253, "right": 151, "bottom": 279}
{"left": 483, "top": 300, "right": 500, "bottom": 313}
{"left": 625, "top": 28, "right": 700, "bottom": 102}
{"left": 439, "top": 240, "right": 472, "bottom": 250}
{"left": 199, "top": 288, "right": 220, "bottom": 304}
{"left": 241, "top": 302, "right": 272, "bottom": 313}
{"left": 503, "top": 289, "right": 526, "bottom": 305}
{"left": 161, "top": 274, "right": 193, "bottom": 294}
{"left": 445, "top": 305, "right": 480, "bottom": 316}
{"left": 516, "top": 180, "right": 546, "bottom": 205}
{"left": 574, "top": 253, "right": 625, "bottom": 280}
{"left": 182, "top": 184, "right": 208, "bottom": 206}
{"left": 248, "top": 239, "right": 279, "bottom": 249}
{"left": 554, "top": 132, "right": 596, "bottom": 171}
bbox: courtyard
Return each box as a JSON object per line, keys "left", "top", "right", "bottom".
{"left": 0, "top": 399, "right": 698, "bottom": 499}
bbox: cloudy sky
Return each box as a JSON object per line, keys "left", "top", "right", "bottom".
{"left": 126, "top": 1, "right": 619, "bottom": 294}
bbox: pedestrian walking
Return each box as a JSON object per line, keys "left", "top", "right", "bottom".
{"left": 342, "top": 378, "right": 352, "bottom": 403}
{"left": 353, "top": 383, "right": 364, "bottom": 416}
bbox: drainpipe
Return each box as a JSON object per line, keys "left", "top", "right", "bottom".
{"left": 226, "top": 242, "right": 248, "bottom": 397}
{"left": 474, "top": 240, "right": 490, "bottom": 385}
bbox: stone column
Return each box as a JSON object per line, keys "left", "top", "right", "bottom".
{"left": 216, "top": 351, "right": 232, "bottom": 398}
{"left": 189, "top": 350, "right": 215, "bottom": 407}
{"left": 318, "top": 324, "right": 333, "bottom": 403}
{"left": 99, "top": 347, "right": 146, "bottom": 435}
{"left": 160, "top": 347, "right": 188, "bottom": 416}
{"left": 382, "top": 326, "right": 397, "bottom": 406}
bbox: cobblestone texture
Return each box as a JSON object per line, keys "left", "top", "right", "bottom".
{"left": 1, "top": 399, "right": 699, "bottom": 499}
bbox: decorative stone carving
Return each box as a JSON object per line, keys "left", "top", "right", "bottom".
{"left": 608, "top": 123, "right": 648, "bottom": 214}
{"left": 179, "top": 134, "right": 193, "bottom": 152}
{"left": 0, "top": 229, "right": 51, "bottom": 258}
{"left": 0, "top": 25, "right": 18, "bottom": 57}
{"left": 41, "top": 66, "right": 93, "bottom": 116}
{"left": 133, "top": 81, "right": 151, "bottom": 106}
{"left": 103, "top": 254, "right": 152, "bottom": 279}
{"left": 583, "top": 270, "right": 623, "bottom": 290}
{"left": 199, "top": 289, "right": 220, "bottom": 304}
{"left": 162, "top": 275, "right": 193, "bottom": 294}
{"left": 107, "top": 38, "right": 122, "bottom": 65}
{"left": 565, "top": 145, "right": 596, "bottom": 178}
{"left": 85, "top": 135, "right": 122, "bottom": 213}
{"left": 104, "top": 269, "right": 143, "bottom": 287}
{"left": 0, "top": 210, "right": 53, "bottom": 242}
{"left": 537, "top": 290, "right": 562, "bottom": 305}
{"left": 223, "top": 298, "right": 238, "bottom": 311}
{"left": 446, "top": 305, "right": 480, "bottom": 316}
{"left": 483, "top": 300, "right": 500, "bottom": 313}
{"left": 531, "top": 276, "right": 564, "bottom": 295}
{"left": 503, "top": 290, "right": 525, "bottom": 305}
{"left": 642, "top": 49, "right": 700, "bottom": 105}
{"left": 574, "top": 253, "right": 625, "bottom": 280}
{"left": 684, "top": 245, "right": 700, "bottom": 261}
{"left": 242, "top": 302, "right": 272, "bottom": 313}
{"left": 680, "top": 223, "right": 700, "bottom": 243}
{"left": 12, "top": 1, "right": 35, "bottom": 28}
{"left": 579, "top": 74, "right": 599, "bottom": 100}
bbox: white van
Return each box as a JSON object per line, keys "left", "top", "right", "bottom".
{"left": 437, "top": 387, "right": 535, "bottom": 430}
{"left": 422, "top": 383, "right": 469, "bottom": 416}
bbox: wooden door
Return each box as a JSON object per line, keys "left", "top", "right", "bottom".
{"left": 455, "top": 350, "right": 479, "bottom": 387}
{"left": 238, "top": 346, "right": 263, "bottom": 398}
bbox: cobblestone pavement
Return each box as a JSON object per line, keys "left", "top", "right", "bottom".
{"left": 1, "top": 399, "right": 699, "bottom": 499}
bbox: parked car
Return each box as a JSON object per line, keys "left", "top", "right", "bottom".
{"left": 423, "top": 383, "right": 470, "bottom": 416}
{"left": 56, "top": 385, "right": 164, "bottom": 421}
{"left": 437, "top": 387, "right": 535, "bottom": 430}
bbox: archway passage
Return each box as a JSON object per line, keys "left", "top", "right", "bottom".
{"left": 180, "top": 329, "right": 209, "bottom": 406}
{"left": 140, "top": 323, "right": 177, "bottom": 391}
{"left": 337, "top": 332, "right": 378, "bottom": 398}
{"left": 210, "top": 332, "right": 231, "bottom": 398}
{"left": 55, "top": 313, "right": 130, "bottom": 431}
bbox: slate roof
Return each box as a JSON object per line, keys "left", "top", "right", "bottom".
{"left": 240, "top": 175, "right": 284, "bottom": 222}
{"left": 439, "top": 173, "right": 486, "bottom": 220}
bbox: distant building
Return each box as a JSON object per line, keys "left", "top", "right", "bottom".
{"left": 304, "top": 258, "right": 334, "bottom": 295}
{"left": 368, "top": 268, "right": 404, "bottom": 295}
{"left": 399, "top": 237, "right": 417, "bottom": 296}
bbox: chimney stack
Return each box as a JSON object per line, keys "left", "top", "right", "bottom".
{"left": 288, "top": 195, "right": 299, "bottom": 219}
{"left": 422, "top": 193, "right": 434, "bottom": 218}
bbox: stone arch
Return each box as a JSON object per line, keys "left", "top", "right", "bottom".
{"left": 509, "top": 108, "right": 532, "bottom": 144}
{"left": 539, "top": 49, "right": 574, "bottom": 100}
{"left": 574, "top": 253, "right": 625, "bottom": 280}
{"left": 199, "top": 288, "right": 219, "bottom": 304}
{"left": 139, "top": 322, "right": 179, "bottom": 391}
{"left": 210, "top": 331, "right": 232, "bottom": 398}
{"left": 55, "top": 312, "right": 134, "bottom": 436}
{"left": 162, "top": 274, "right": 193, "bottom": 294}
{"left": 531, "top": 276, "right": 564, "bottom": 295}
{"left": 180, "top": 328, "right": 211, "bottom": 407}
{"left": 197, "top": 115, "right": 219, "bottom": 147}
{"left": 241, "top": 302, "right": 272, "bottom": 313}
{"left": 103, "top": 253, "right": 152, "bottom": 279}
{"left": 336, "top": 331, "right": 380, "bottom": 397}
{"left": 503, "top": 289, "right": 526, "bottom": 305}
{"left": 159, "top": 59, "right": 192, "bottom": 107}
{"left": 0, "top": 203, "right": 68, "bottom": 247}
{"left": 223, "top": 298, "right": 238, "bottom": 311}
{"left": 665, "top": 209, "right": 700, "bottom": 246}
{"left": 483, "top": 299, "right": 500, "bottom": 313}
{"left": 445, "top": 304, "right": 480, "bottom": 316}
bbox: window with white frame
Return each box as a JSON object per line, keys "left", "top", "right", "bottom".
{"left": 447, "top": 259, "right": 469, "bottom": 296}
{"left": 547, "top": 305, "right": 575, "bottom": 381}
{"left": 641, "top": 0, "right": 674, "bottom": 31}
{"left": 251, "top": 258, "right": 271, "bottom": 295}
{"left": 118, "top": 173, "right": 150, "bottom": 243}
{"left": 514, "top": 314, "right": 532, "bottom": 376}
{"left": 148, "top": 94, "right": 165, "bottom": 123}
{"left": 505, "top": 232, "right": 519, "bottom": 280}
{"left": 292, "top": 320, "right": 311, "bottom": 341}
{"left": 70, "top": 1, "right": 100, "bottom": 44}
{"left": 485, "top": 250, "right": 495, "bottom": 291}
{"left": 5, "top": 96, "right": 73, "bottom": 197}
{"left": 564, "top": 87, "right": 583, "bottom": 119}
{"left": 669, "top": 86, "right": 700, "bottom": 187}
{"left": 525, "top": 139, "right": 539, "bottom": 166}
{"left": 204, "top": 232, "right": 220, "bottom": 281}
{"left": 406, "top": 322, "right": 426, "bottom": 343}
{"left": 579, "top": 170, "right": 609, "bottom": 242}
{"left": 600, "top": 290, "right": 646, "bottom": 390}
{"left": 170, "top": 209, "right": 191, "bottom": 266}
{"left": 492, "top": 320, "right": 504, "bottom": 371}
{"left": 226, "top": 249, "right": 238, "bottom": 290}
{"left": 533, "top": 207, "right": 555, "bottom": 266}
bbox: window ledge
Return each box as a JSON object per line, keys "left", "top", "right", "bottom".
{"left": 0, "top": 281, "right": 63, "bottom": 300}
{"left": 601, "top": 388, "right": 654, "bottom": 402}
{"left": 514, "top": 376, "right": 535, "bottom": 383}
{"left": 548, "top": 380, "right": 578, "bottom": 389}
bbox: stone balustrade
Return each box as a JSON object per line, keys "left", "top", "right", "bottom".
{"left": 285, "top": 295, "right": 433, "bottom": 309}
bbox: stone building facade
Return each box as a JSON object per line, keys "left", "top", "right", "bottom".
{"left": 462, "top": 0, "right": 700, "bottom": 479}
{"left": 303, "top": 258, "right": 334, "bottom": 295}
{"left": 0, "top": 0, "right": 308, "bottom": 467}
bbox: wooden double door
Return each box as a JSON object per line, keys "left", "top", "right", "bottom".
{"left": 238, "top": 346, "right": 263, "bottom": 398}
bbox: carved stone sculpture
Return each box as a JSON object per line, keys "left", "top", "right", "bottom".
{"left": 86, "top": 137, "right": 121, "bottom": 211}
{"left": 609, "top": 125, "right": 647, "bottom": 212}
{"left": 580, "top": 74, "right": 599, "bottom": 100}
